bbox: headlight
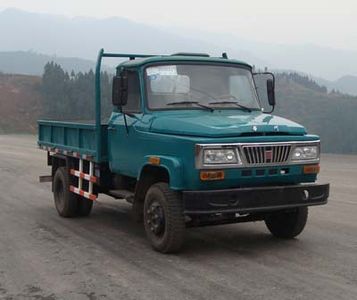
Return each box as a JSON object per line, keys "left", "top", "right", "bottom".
{"left": 203, "top": 148, "right": 240, "bottom": 164}
{"left": 291, "top": 145, "right": 319, "bottom": 161}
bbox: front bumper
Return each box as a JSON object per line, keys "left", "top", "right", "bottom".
{"left": 182, "top": 183, "right": 329, "bottom": 215}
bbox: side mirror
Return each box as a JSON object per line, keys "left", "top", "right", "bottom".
{"left": 253, "top": 72, "right": 276, "bottom": 113}
{"left": 112, "top": 72, "right": 128, "bottom": 107}
{"left": 267, "top": 78, "right": 276, "bottom": 107}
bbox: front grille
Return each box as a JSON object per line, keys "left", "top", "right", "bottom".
{"left": 242, "top": 145, "right": 291, "bottom": 165}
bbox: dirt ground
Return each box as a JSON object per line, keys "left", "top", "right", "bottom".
{"left": 0, "top": 135, "right": 356, "bottom": 300}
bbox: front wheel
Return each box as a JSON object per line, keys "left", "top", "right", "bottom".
{"left": 143, "top": 182, "right": 185, "bottom": 253}
{"left": 265, "top": 207, "right": 308, "bottom": 239}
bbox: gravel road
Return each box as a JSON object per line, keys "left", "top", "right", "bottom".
{"left": 0, "top": 135, "right": 356, "bottom": 300}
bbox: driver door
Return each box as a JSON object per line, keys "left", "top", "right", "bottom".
{"left": 108, "top": 70, "right": 142, "bottom": 176}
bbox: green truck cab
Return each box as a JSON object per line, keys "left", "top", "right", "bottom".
{"left": 38, "top": 49, "right": 329, "bottom": 253}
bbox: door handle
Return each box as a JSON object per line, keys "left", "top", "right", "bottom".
{"left": 108, "top": 126, "right": 117, "bottom": 131}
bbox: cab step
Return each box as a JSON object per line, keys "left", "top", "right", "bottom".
{"left": 107, "top": 189, "right": 134, "bottom": 203}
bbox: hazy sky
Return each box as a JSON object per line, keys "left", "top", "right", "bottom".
{"left": 1, "top": 0, "right": 357, "bottom": 51}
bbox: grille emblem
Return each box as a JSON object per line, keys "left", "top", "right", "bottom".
{"left": 265, "top": 150, "right": 273, "bottom": 161}
{"left": 252, "top": 126, "right": 258, "bottom": 132}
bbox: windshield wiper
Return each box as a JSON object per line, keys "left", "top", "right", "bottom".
{"left": 167, "top": 101, "right": 214, "bottom": 112}
{"left": 208, "top": 101, "right": 252, "bottom": 112}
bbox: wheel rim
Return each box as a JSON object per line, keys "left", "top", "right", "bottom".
{"left": 146, "top": 200, "right": 165, "bottom": 237}
{"left": 55, "top": 178, "right": 65, "bottom": 211}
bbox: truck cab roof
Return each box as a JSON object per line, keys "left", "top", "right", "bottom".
{"left": 117, "top": 54, "right": 252, "bottom": 70}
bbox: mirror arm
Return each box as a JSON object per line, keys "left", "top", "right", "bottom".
{"left": 253, "top": 71, "right": 275, "bottom": 84}
{"left": 264, "top": 105, "right": 275, "bottom": 114}
{"left": 123, "top": 112, "right": 129, "bottom": 135}
{"left": 253, "top": 71, "right": 276, "bottom": 90}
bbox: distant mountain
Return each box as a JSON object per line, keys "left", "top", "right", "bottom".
{"left": 0, "top": 51, "right": 104, "bottom": 75}
{"left": 314, "top": 75, "right": 357, "bottom": 96}
{"left": 0, "top": 8, "right": 261, "bottom": 65}
{"left": 168, "top": 29, "right": 357, "bottom": 81}
{"left": 247, "top": 43, "right": 357, "bottom": 81}
{"left": 271, "top": 70, "right": 357, "bottom": 96}
{"left": 333, "top": 75, "right": 357, "bottom": 96}
{"left": 1, "top": 8, "right": 357, "bottom": 81}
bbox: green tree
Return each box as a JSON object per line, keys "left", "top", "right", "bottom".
{"left": 41, "top": 62, "right": 112, "bottom": 121}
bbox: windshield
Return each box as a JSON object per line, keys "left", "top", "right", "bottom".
{"left": 145, "top": 64, "right": 260, "bottom": 110}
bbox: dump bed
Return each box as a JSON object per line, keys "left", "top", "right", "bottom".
{"left": 38, "top": 50, "right": 138, "bottom": 163}
{"left": 38, "top": 120, "right": 108, "bottom": 162}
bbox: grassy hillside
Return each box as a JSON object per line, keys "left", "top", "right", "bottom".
{"left": 0, "top": 74, "right": 42, "bottom": 133}
{"left": 274, "top": 73, "right": 357, "bottom": 154}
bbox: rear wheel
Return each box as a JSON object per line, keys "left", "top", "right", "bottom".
{"left": 143, "top": 182, "right": 185, "bottom": 253}
{"left": 53, "top": 167, "right": 78, "bottom": 217}
{"left": 265, "top": 207, "right": 308, "bottom": 239}
{"left": 76, "top": 196, "right": 93, "bottom": 217}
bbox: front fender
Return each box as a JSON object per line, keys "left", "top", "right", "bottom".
{"left": 139, "top": 155, "right": 184, "bottom": 190}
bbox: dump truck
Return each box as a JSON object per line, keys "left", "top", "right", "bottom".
{"left": 38, "top": 49, "right": 329, "bottom": 253}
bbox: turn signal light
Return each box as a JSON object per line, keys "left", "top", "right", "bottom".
{"left": 148, "top": 156, "right": 160, "bottom": 165}
{"left": 303, "top": 164, "right": 320, "bottom": 174}
{"left": 200, "top": 170, "right": 225, "bottom": 181}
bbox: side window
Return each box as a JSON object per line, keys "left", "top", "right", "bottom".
{"left": 123, "top": 71, "right": 141, "bottom": 112}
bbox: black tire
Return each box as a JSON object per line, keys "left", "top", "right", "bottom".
{"left": 143, "top": 182, "right": 185, "bottom": 253}
{"left": 265, "top": 207, "right": 308, "bottom": 239}
{"left": 76, "top": 196, "right": 93, "bottom": 217}
{"left": 131, "top": 199, "right": 144, "bottom": 223}
{"left": 53, "top": 167, "right": 78, "bottom": 217}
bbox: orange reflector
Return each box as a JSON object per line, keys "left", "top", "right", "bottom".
{"left": 200, "top": 170, "right": 225, "bottom": 181}
{"left": 148, "top": 156, "right": 160, "bottom": 165}
{"left": 303, "top": 164, "right": 320, "bottom": 174}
